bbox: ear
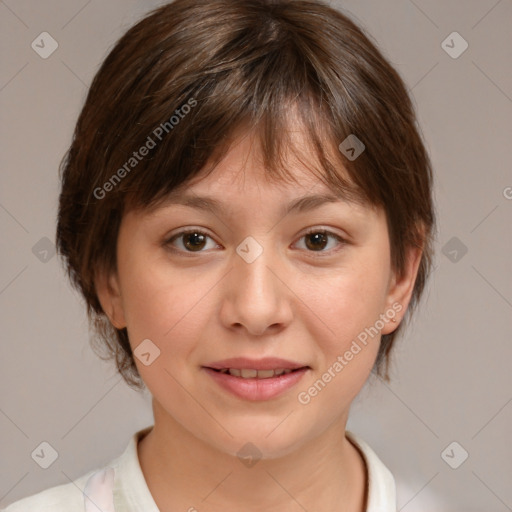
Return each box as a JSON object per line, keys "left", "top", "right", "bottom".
{"left": 381, "top": 242, "right": 424, "bottom": 335}
{"left": 94, "top": 268, "right": 127, "bottom": 329}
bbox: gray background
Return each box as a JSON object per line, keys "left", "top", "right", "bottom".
{"left": 1, "top": 0, "right": 511, "bottom": 510}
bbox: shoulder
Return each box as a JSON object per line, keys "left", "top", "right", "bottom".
{"left": 2, "top": 426, "right": 152, "bottom": 512}
{"left": 1, "top": 470, "right": 96, "bottom": 512}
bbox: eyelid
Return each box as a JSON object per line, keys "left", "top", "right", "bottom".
{"left": 299, "top": 226, "right": 348, "bottom": 240}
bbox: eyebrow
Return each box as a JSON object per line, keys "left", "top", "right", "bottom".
{"left": 160, "top": 192, "right": 356, "bottom": 216}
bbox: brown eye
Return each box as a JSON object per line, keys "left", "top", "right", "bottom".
{"left": 304, "top": 232, "right": 329, "bottom": 251}
{"left": 296, "top": 229, "right": 345, "bottom": 254}
{"left": 167, "top": 230, "right": 217, "bottom": 253}
{"left": 182, "top": 232, "right": 207, "bottom": 251}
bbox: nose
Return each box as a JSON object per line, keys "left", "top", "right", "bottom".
{"left": 219, "top": 241, "right": 293, "bottom": 337}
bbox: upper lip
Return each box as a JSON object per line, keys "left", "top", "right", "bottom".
{"left": 204, "top": 357, "right": 309, "bottom": 371}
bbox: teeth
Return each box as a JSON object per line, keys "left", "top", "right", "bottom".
{"left": 220, "top": 368, "right": 298, "bottom": 378}
{"left": 240, "top": 369, "right": 258, "bottom": 378}
{"left": 256, "top": 369, "right": 275, "bottom": 378}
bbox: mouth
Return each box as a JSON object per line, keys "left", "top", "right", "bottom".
{"left": 202, "top": 357, "right": 310, "bottom": 401}
{"left": 207, "top": 367, "right": 307, "bottom": 379}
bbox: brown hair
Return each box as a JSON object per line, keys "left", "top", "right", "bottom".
{"left": 56, "top": 0, "right": 436, "bottom": 390}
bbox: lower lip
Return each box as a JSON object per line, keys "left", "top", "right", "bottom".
{"left": 203, "top": 367, "right": 309, "bottom": 401}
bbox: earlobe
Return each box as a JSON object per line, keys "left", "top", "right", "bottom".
{"left": 94, "top": 269, "right": 127, "bottom": 329}
{"left": 381, "top": 244, "right": 423, "bottom": 335}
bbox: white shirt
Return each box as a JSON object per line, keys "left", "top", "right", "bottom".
{"left": 2, "top": 426, "right": 396, "bottom": 511}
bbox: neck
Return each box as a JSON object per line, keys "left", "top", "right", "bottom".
{"left": 138, "top": 401, "right": 367, "bottom": 512}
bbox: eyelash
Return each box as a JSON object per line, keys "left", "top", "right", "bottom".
{"left": 164, "top": 227, "right": 347, "bottom": 257}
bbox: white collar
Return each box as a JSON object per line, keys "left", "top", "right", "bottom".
{"left": 346, "top": 430, "right": 397, "bottom": 511}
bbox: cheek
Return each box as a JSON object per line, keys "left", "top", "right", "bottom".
{"left": 121, "top": 276, "right": 172, "bottom": 344}
{"left": 294, "top": 250, "right": 391, "bottom": 411}
{"left": 307, "top": 254, "right": 391, "bottom": 352}
{"left": 119, "top": 274, "right": 197, "bottom": 398}
{"left": 294, "top": 269, "right": 388, "bottom": 422}
{"left": 118, "top": 256, "right": 215, "bottom": 371}
{"left": 115, "top": 253, "right": 167, "bottom": 350}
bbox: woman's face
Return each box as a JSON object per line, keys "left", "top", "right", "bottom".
{"left": 97, "top": 128, "right": 420, "bottom": 458}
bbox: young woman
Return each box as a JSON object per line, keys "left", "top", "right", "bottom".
{"left": 3, "top": 0, "right": 435, "bottom": 510}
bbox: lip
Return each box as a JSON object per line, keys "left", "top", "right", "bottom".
{"left": 203, "top": 357, "right": 310, "bottom": 401}
{"left": 205, "top": 357, "right": 307, "bottom": 371}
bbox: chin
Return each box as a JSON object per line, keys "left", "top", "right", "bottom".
{"left": 204, "top": 421, "right": 310, "bottom": 461}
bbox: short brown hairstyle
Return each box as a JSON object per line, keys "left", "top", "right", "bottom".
{"left": 56, "top": 0, "right": 436, "bottom": 390}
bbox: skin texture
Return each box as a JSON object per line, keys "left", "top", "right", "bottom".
{"left": 96, "top": 125, "right": 422, "bottom": 511}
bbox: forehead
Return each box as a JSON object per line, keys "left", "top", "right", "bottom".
{"left": 156, "top": 127, "right": 368, "bottom": 212}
